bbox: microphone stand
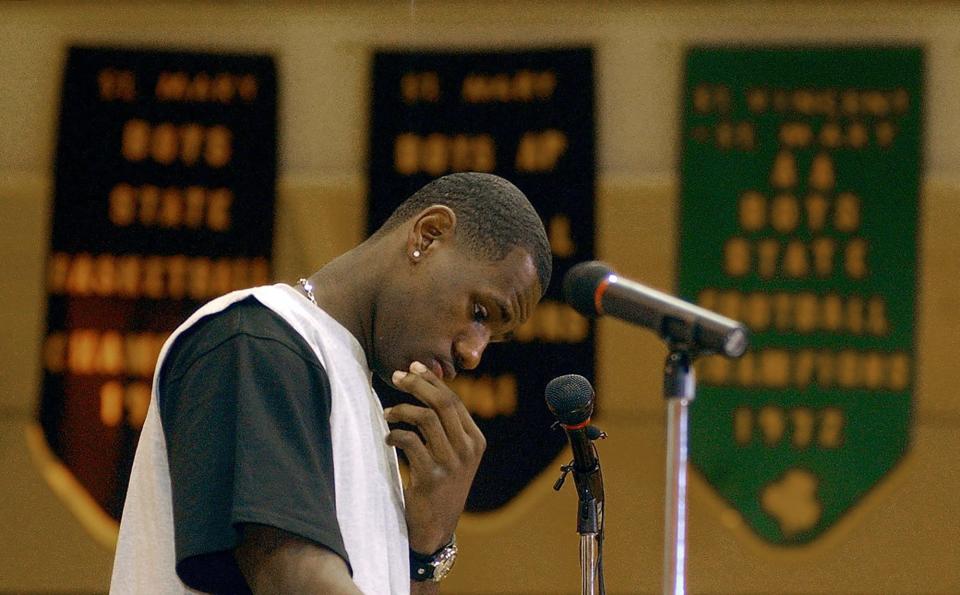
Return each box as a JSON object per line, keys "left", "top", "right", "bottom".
{"left": 577, "top": 490, "right": 601, "bottom": 595}
{"left": 553, "top": 437, "right": 605, "bottom": 595}
{"left": 662, "top": 348, "right": 695, "bottom": 595}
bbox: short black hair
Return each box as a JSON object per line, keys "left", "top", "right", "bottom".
{"left": 377, "top": 173, "right": 552, "bottom": 295}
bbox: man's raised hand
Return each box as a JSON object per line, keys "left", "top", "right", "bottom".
{"left": 385, "top": 361, "right": 486, "bottom": 555}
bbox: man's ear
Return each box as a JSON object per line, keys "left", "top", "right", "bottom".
{"left": 407, "top": 205, "right": 457, "bottom": 260}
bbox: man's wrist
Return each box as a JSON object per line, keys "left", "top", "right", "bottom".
{"left": 409, "top": 535, "right": 448, "bottom": 557}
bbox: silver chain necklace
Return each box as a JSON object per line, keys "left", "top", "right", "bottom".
{"left": 297, "top": 278, "right": 318, "bottom": 306}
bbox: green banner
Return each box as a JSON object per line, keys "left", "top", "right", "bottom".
{"left": 679, "top": 47, "right": 922, "bottom": 545}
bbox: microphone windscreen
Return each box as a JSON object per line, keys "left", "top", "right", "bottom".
{"left": 562, "top": 261, "right": 614, "bottom": 317}
{"left": 545, "top": 374, "right": 595, "bottom": 425}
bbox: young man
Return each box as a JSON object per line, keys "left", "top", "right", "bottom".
{"left": 110, "top": 172, "right": 552, "bottom": 594}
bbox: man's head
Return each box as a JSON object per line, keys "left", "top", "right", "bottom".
{"left": 375, "top": 173, "right": 552, "bottom": 294}
{"left": 368, "top": 172, "right": 552, "bottom": 385}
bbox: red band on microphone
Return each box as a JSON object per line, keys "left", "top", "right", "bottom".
{"left": 562, "top": 418, "right": 592, "bottom": 431}
{"left": 594, "top": 277, "right": 610, "bottom": 315}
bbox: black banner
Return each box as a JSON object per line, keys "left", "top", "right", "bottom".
{"left": 368, "top": 48, "right": 595, "bottom": 511}
{"left": 36, "top": 47, "right": 277, "bottom": 527}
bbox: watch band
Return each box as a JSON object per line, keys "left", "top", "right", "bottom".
{"left": 410, "top": 534, "right": 458, "bottom": 582}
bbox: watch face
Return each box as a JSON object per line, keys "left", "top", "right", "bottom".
{"left": 433, "top": 554, "right": 456, "bottom": 580}
{"left": 431, "top": 543, "right": 457, "bottom": 581}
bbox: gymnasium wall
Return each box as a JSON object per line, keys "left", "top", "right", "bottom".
{"left": 1, "top": 2, "right": 958, "bottom": 593}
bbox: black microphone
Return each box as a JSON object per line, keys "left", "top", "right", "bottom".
{"left": 545, "top": 374, "right": 604, "bottom": 504}
{"left": 563, "top": 261, "right": 749, "bottom": 357}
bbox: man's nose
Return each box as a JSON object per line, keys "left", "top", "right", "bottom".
{"left": 455, "top": 327, "right": 490, "bottom": 371}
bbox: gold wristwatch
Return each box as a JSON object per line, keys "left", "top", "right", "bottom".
{"left": 410, "top": 534, "right": 457, "bottom": 582}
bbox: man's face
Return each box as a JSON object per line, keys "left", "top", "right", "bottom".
{"left": 371, "top": 244, "right": 541, "bottom": 386}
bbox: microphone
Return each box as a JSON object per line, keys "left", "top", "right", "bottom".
{"left": 563, "top": 261, "right": 749, "bottom": 357}
{"left": 545, "top": 374, "right": 603, "bottom": 504}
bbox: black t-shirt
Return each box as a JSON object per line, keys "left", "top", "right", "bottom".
{"left": 158, "top": 297, "right": 349, "bottom": 593}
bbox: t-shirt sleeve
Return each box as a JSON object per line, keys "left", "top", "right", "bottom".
{"left": 158, "top": 300, "right": 349, "bottom": 593}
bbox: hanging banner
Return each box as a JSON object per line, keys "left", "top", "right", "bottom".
{"left": 369, "top": 48, "right": 595, "bottom": 511}
{"left": 679, "top": 47, "right": 922, "bottom": 545}
{"left": 32, "top": 46, "right": 277, "bottom": 543}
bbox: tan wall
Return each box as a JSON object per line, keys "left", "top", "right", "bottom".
{"left": 1, "top": 2, "right": 958, "bottom": 593}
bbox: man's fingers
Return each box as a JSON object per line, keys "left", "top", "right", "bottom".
{"left": 384, "top": 404, "right": 456, "bottom": 463}
{"left": 406, "top": 364, "right": 485, "bottom": 454}
{"left": 411, "top": 360, "right": 447, "bottom": 389}
{"left": 392, "top": 366, "right": 468, "bottom": 446}
{"left": 384, "top": 429, "right": 433, "bottom": 473}
{"left": 392, "top": 364, "right": 449, "bottom": 407}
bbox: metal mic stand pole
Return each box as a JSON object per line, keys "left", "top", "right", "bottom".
{"left": 577, "top": 496, "right": 601, "bottom": 595}
{"left": 663, "top": 349, "right": 695, "bottom": 595}
{"left": 553, "top": 450, "right": 604, "bottom": 594}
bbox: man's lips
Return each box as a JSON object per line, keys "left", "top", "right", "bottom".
{"left": 431, "top": 358, "right": 456, "bottom": 381}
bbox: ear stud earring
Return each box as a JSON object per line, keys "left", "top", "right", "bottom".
{"left": 412, "top": 249, "right": 421, "bottom": 258}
